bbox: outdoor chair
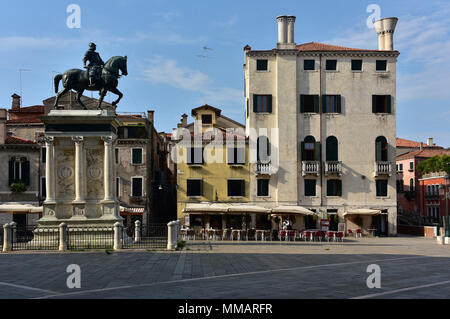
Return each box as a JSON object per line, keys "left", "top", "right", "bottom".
{"left": 231, "top": 230, "right": 240, "bottom": 241}
{"left": 241, "top": 230, "right": 248, "bottom": 241}
{"left": 279, "top": 230, "right": 287, "bottom": 241}
{"left": 313, "top": 230, "right": 322, "bottom": 242}
{"left": 207, "top": 229, "right": 215, "bottom": 241}
{"left": 247, "top": 229, "right": 256, "bottom": 241}
{"left": 356, "top": 229, "right": 362, "bottom": 238}
{"left": 335, "top": 231, "right": 344, "bottom": 242}
{"left": 326, "top": 231, "right": 335, "bottom": 242}
{"left": 215, "top": 229, "right": 223, "bottom": 240}
{"left": 222, "top": 229, "right": 230, "bottom": 240}
{"left": 296, "top": 229, "right": 304, "bottom": 241}
{"left": 264, "top": 230, "right": 271, "bottom": 241}
{"left": 180, "top": 229, "right": 187, "bottom": 240}
{"left": 347, "top": 229, "right": 354, "bottom": 237}
{"left": 187, "top": 229, "right": 196, "bottom": 240}
{"left": 287, "top": 230, "right": 296, "bottom": 241}
{"left": 200, "top": 229, "right": 207, "bottom": 240}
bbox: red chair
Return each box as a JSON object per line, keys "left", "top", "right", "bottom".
{"left": 279, "top": 230, "right": 287, "bottom": 241}
{"left": 336, "top": 231, "right": 344, "bottom": 242}
{"left": 326, "top": 231, "right": 335, "bottom": 242}
{"left": 356, "top": 229, "right": 362, "bottom": 238}
{"left": 304, "top": 231, "right": 312, "bottom": 241}
{"left": 313, "top": 231, "right": 322, "bottom": 242}
{"left": 348, "top": 229, "right": 354, "bottom": 237}
{"left": 288, "top": 230, "right": 296, "bottom": 241}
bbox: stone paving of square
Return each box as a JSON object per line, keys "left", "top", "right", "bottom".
{"left": 0, "top": 235, "right": 449, "bottom": 299}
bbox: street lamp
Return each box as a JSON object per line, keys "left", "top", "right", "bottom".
{"left": 439, "top": 174, "right": 450, "bottom": 238}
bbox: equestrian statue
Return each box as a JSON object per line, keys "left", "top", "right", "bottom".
{"left": 53, "top": 42, "right": 128, "bottom": 110}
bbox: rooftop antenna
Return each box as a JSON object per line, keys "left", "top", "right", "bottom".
{"left": 19, "top": 69, "right": 31, "bottom": 106}
{"left": 196, "top": 46, "right": 214, "bottom": 105}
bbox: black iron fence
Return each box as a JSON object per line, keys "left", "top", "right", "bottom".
{"left": 122, "top": 223, "right": 167, "bottom": 249}
{"left": 12, "top": 226, "right": 59, "bottom": 251}
{"left": 67, "top": 227, "right": 114, "bottom": 250}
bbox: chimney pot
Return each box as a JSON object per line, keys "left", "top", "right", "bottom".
{"left": 373, "top": 17, "right": 398, "bottom": 50}
{"left": 427, "top": 138, "right": 434, "bottom": 147}
{"left": 147, "top": 110, "right": 155, "bottom": 123}
{"left": 181, "top": 114, "right": 188, "bottom": 127}
{"left": 11, "top": 94, "right": 21, "bottom": 109}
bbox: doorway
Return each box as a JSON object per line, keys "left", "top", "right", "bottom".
{"left": 372, "top": 212, "right": 388, "bottom": 236}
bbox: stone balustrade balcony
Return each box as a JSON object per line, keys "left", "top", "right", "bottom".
{"left": 324, "top": 161, "right": 342, "bottom": 176}
{"left": 256, "top": 162, "right": 274, "bottom": 175}
{"left": 374, "top": 161, "right": 393, "bottom": 177}
{"left": 302, "top": 161, "right": 320, "bottom": 176}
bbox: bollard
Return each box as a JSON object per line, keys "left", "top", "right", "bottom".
{"left": 134, "top": 220, "right": 141, "bottom": 243}
{"left": 2, "top": 224, "right": 11, "bottom": 252}
{"left": 167, "top": 221, "right": 177, "bottom": 250}
{"left": 59, "top": 223, "right": 67, "bottom": 251}
{"left": 10, "top": 222, "right": 17, "bottom": 244}
{"left": 113, "top": 222, "right": 122, "bottom": 251}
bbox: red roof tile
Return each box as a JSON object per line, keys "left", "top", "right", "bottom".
{"left": 296, "top": 42, "right": 376, "bottom": 52}
{"left": 8, "top": 105, "right": 45, "bottom": 113}
{"left": 396, "top": 137, "right": 442, "bottom": 149}
{"left": 5, "top": 136, "right": 36, "bottom": 145}
{"left": 397, "top": 149, "right": 450, "bottom": 160}
{"left": 7, "top": 118, "right": 42, "bottom": 124}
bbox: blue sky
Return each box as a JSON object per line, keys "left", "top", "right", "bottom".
{"left": 0, "top": 0, "right": 449, "bottom": 146}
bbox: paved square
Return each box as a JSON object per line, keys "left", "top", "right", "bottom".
{"left": 0, "top": 236, "right": 449, "bottom": 299}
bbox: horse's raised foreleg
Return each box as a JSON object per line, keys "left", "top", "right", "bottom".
{"left": 109, "top": 87, "right": 123, "bottom": 107}
{"left": 98, "top": 89, "right": 107, "bottom": 110}
{"left": 54, "top": 87, "right": 69, "bottom": 109}
{"left": 76, "top": 90, "right": 88, "bottom": 110}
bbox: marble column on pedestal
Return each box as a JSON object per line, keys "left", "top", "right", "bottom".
{"left": 72, "top": 136, "right": 85, "bottom": 203}
{"left": 102, "top": 136, "right": 114, "bottom": 202}
{"left": 44, "top": 136, "right": 55, "bottom": 203}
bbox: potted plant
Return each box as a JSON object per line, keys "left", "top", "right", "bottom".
{"left": 10, "top": 181, "right": 27, "bottom": 193}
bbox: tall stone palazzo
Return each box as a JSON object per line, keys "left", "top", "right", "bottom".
{"left": 39, "top": 110, "right": 122, "bottom": 227}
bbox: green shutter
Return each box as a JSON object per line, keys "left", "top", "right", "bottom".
{"left": 253, "top": 95, "right": 258, "bottom": 112}
{"left": 315, "top": 142, "right": 321, "bottom": 161}
{"left": 8, "top": 160, "right": 14, "bottom": 186}
{"left": 267, "top": 95, "right": 272, "bottom": 113}
{"left": 337, "top": 95, "right": 341, "bottom": 113}
{"left": 22, "top": 161, "right": 30, "bottom": 186}
{"left": 386, "top": 95, "right": 392, "bottom": 114}
{"left": 300, "top": 95, "right": 305, "bottom": 113}
{"left": 372, "top": 95, "right": 377, "bottom": 113}
{"left": 314, "top": 95, "right": 320, "bottom": 113}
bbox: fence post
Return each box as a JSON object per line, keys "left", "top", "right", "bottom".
{"left": 2, "top": 224, "right": 11, "bottom": 252}
{"left": 167, "top": 221, "right": 177, "bottom": 250}
{"left": 10, "top": 222, "right": 17, "bottom": 244}
{"left": 114, "top": 222, "right": 122, "bottom": 251}
{"left": 59, "top": 223, "right": 67, "bottom": 251}
{"left": 134, "top": 220, "right": 141, "bottom": 243}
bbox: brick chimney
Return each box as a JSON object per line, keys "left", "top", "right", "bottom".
{"left": 427, "top": 138, "right": 434, "bottom": 147}
{"left": 181, "top": 114, "right": 188, "bottom": 127}
{"left": 11, "top": 93, "right": 21, "bottom": 109}
{"left": 0, "top": 109, "right": 6, "bottom": 144}
{"left": 147, "top": 110, "right": 155, "bottom": 124}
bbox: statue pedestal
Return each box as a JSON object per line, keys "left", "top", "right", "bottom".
{"left": 32, "top": 110, "right": 124, "bottom": 248}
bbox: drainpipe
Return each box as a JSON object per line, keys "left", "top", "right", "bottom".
{"left": 319, "top": 54, "right": 323, "bottom": 211}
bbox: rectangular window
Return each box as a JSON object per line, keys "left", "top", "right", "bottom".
{"left": 326, "top": 60, "right": 337, "bottom": 71}
{"left": 187, "top": 179, "right": 203, "bottom": 197}
{"left": 376, "top": 60, "right": 387, "bottom": 71}
{"left": 187, "top": 147, "right": 204, "bottom": 165}
{"left": 372, "top": 95, "right": 392, "bottom": 114}
{"left": 116, "top": 177, "right": 120, "bottom": 197}
{"left": 322, "top": 95, "right": 341, "bottom": 113}
{"left": 351, "top": 59, "right": 363, "bottom": 71}
{"left": 399, "top": 163, "right": 403, "bottom": 171}
{"left": 327, "top": 179, "right": 342, "bottom": 197}
{"left": 41, "top": 147, "right": 46, "bottom": 163}
{"left": 376, "top": 180, "right": 388, "bottom": 197}
{"left": 304, "top": 59, "right": 315, "bottom": 70}
{"left": 253, "top": 94, "right": 272, "bottom": 113}
{"left": 304, "top": 179, "right": 316, "bottom": 197}
{"left": 201, "top": 114, "right": 212, "bottom": 124}
{"left": 8, "top": 158, "right": 30, "bottom": 186}
{"left": 256, "top": 59, "right": 268, "bottom": 71}
{"left": 300, "top": 95, "right": 319, "bottom": 113}
{"left": 257, "top": 179, "right": 269, "bottom": 197}
{"left": 409, "top": 162, "right": 414, "bottom": 171}
{"left": 132, "top": 148, "right": 143, "bottom": 165}
{"left": 131, "top": 177, "right": 143, "bottom": 197}
{"left": 228, "top": 179, "right": 245, "bottom": 197}
{"left": 227, "top": 147, "right": 245, "bottom": 165}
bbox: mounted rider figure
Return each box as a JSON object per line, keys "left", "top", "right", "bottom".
{"left": 83, "top": 42, "right": 104, "bottom": 87}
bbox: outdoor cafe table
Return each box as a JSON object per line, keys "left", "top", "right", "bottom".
{"left": 368, "top": 229, "right": 377, "bottom": 237}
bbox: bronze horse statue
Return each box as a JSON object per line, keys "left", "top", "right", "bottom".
{"left": 53, "top": 56, "right": 128, "bottom": 110}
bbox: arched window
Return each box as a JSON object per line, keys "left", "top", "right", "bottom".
{"left": 326, "top": 136, "right": 338, "bottom": 161}
{"left": 302, "top": 136, "right": 317, "bottom": 161}
{"left": 257, "top": 136, "right": 270, "bottom": 163}
{"left": 375, "top": 136, "right": 388, "bottom": 162}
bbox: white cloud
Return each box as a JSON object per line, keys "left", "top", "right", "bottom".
{"left": 327, "top": 3, "right": 450, "bottom": 100}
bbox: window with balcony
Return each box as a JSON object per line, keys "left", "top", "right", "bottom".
{"left": 376, "top": 180, "right": 388, "bottom": 197}
{"left": 256, "top": 59, "right": 268, "bottom": 71}
{"left": 187, "top": 147, "right": 204, "bottom": 165}
{"left": 375, "top": 136, "right": 388, "bottom": 162}
{"left": 187, "top": 179, "right": 203, "bottom": 197}
{"left": 131, "top": 177, "right": 143, "bottom": 197}
{"left": 323, "top": 95, "right": 341, "bottom": 113}
{"left": 304, "top": 179, "right": 316, "bottom": 197}
{"left": 372, "top": 95, "right": 392, "bottom": 114}
{"left": 300, "top": 95, "right": 319, "bottom": 113}
{"left": 326, "top": 136, "right": 339, "bottom": 162}
{"left": 228, "top": 179, "right": 245, "bottom": 197}
{"left": 8, "top": 157, "right": 30, "bottom": 186}
{"left": 352, "top": 59, "right": 363, "bottom": 71}
{"left": 304, "top": 59, "right": 315, "bottom": 70}
{"left": 301, "top": 136, "right": 320, "bottom": 161}
{"left": 257, "top": 179, "right": 269, "bottom": 197}
{"left": 257, "top": 136, "right": 271, "bottom": 163}
{"left": 327, "top": 179, "right": 342, "bottom": 197}
{"left": 253, "top": 94, "right": 272, "bottom": 113}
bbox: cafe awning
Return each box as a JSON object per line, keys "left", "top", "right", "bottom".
{"left": 0, "top": 204, "right": 42, "bottom": 213}
{"left": 343, "top": 208, "right": 382, "bottom": 217}
{"left": 271, "top": 206, "right": 315, "bottom": 215}
{"left": 227, "top": 205, "right": 271, "bottom": 214}
{"left": 182, "top": 203, "right": 229, "bottom": 213}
